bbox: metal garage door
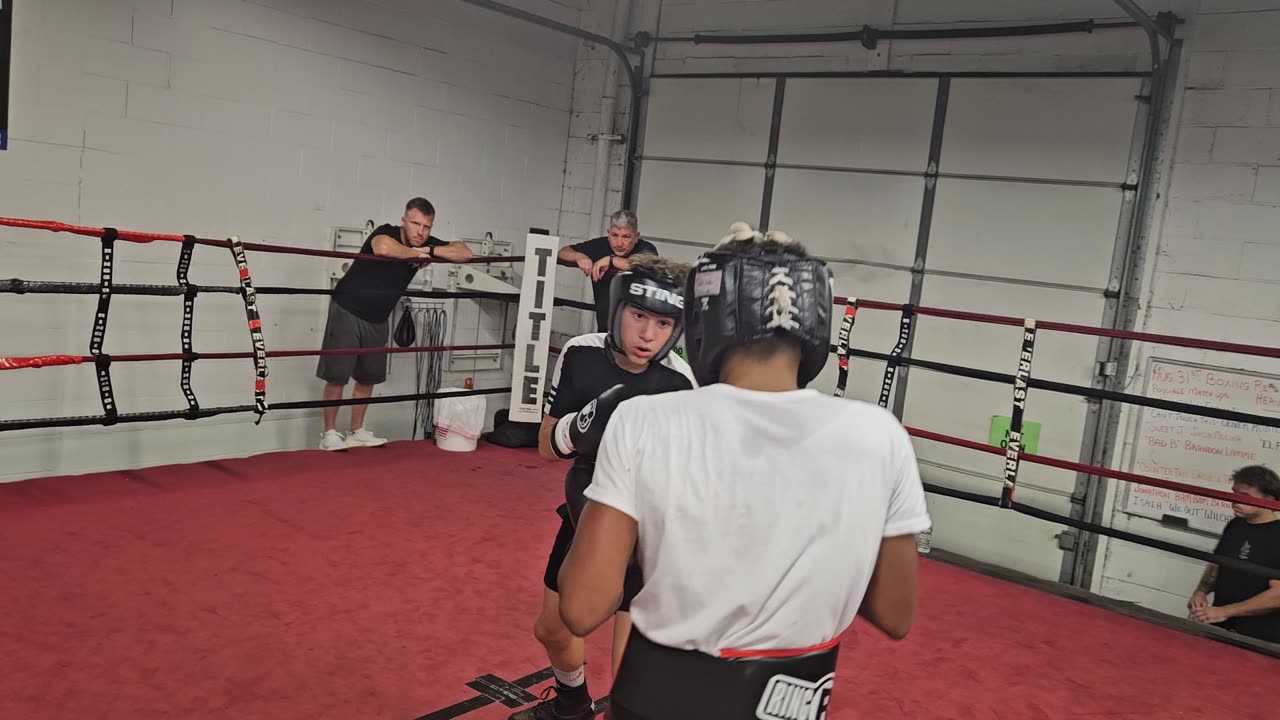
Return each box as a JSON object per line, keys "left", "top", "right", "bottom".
{"left": 631, "top": 72, "right": 1150, "bottom": 584}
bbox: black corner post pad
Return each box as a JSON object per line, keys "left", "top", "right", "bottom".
{"left": 877, "top": 304, "right": 917, "bottom": 408}
{"left": 94, "top": 353, "right": 119, "bottom": 424}
{"left": 92, "top": 229, "right": 119, "bottom": 421}
{"left": 1001, "top": 319, "right": 1038, "bottom": 509}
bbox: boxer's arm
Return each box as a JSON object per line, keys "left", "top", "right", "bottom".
{"left": 429, "top": 240, "right": 474, "bottom": 263}
{"left": 558, "top": 410, "right": 641, "bottom": 636}
{"left": 537, "top": 415, "right": 560, "bottom": 461}
{"left": 857, "top": 535, "right": 919, "bottom": 640}
{"left": 859, "top": 418, "right": 930, "bottom": 640}
{"left": 558, "top": 501, "right": 637, "bottom": 636}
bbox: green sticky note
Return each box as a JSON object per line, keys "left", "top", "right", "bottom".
{"left": 672, "top": 346, "right": 687, "bottom": 361}
{"left": 990, "top": 416, "right": 1041, "bottom": 455}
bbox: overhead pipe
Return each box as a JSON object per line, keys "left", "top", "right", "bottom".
{"left": 648, "top": 18, "right": 1187, "bottom": 48}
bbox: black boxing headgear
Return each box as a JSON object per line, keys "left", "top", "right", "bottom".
{"left": 607, "top": 268, "right": 685, "bottom": 363}
{"left": 683, "top": 225, "right": 834, "bottom": 388}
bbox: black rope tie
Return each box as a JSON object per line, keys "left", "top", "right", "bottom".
{"left": 178, "top": 235, "right": 200, "bottom": 418}
{"left": 878, "top": 304, "right": 915, "bottom": 409}
{"left": 92, "top": 228, "right": 119, "bottom": 423}
{"left": 1002, "top": 319, "right": 1037, "bottom": 508}
{"left": 227, "top": 235, "right": 268, "bottom": 423}
{"left": 833, "top": 298, "right": 858, "bottom": 398}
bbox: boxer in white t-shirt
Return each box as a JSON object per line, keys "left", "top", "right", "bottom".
{"left": 557, "top": 222, "right": 932, "bottom": 720}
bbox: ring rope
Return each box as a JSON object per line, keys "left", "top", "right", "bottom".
{"left": 845, "top": 296, "right": 1280, "bottom": 360}
{"left": 842, "top": 345, "right": 1280, "bottom": 431}
{"left": 0, "top": 216, "right": 516, "bottom": 265}
{"left": 0, "top": 387, "right": 512, "bottom": 433}
{"left": 0, "top": 278, "right": 596, "bottom": 311}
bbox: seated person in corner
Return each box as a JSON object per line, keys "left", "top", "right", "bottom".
{"left": 1189, "top": 464, "right": 1280, "bottom": 644}
{"left": 315, "top": 197, "right": 472, "bottom": 451}
{"left": 507, "top": 254, "right": 695, "bottom": 720}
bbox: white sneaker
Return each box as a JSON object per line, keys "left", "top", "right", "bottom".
{"left": 320, "top": 430, "right": 348, "bottom": 452}
{"left": 345, "top": 428, "right": 388, "bottom": 448}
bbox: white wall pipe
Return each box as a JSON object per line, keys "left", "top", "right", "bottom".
{"left": 589, "top": 0, "right": 632, "bottom": 240}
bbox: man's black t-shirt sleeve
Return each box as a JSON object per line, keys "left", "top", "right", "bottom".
{"left": 545, "top": 349, "right": 578, "bottom": 418}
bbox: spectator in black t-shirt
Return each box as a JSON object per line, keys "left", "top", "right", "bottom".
{"left": 556, "top": 210, "right": 658, "bottom": 332}
{"left": 1189, "top": 465, "right": 1280, "bottom": 644}
{"left": 315, "top": 197, "right": 473, "bottom": 451}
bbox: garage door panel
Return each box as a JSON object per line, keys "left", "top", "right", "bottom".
{"left": 903, "top": 277, "right": 1104, "bottom": 496}
{"left": 768, "top": 169, "right": 923, "bottom": 267}
{"left": 944, "top": 78, "right": 1142, "bottom": 183}
{"left": 809, "top": 267, "right": 913, "bottom": 402}
{"left": 921, "top": 487, "right": 1070, "bottom": 581}
{"left": 903, "top": 370, "right": 1087, "bottom": 496}
{"left": 914, "top": 276, "right": 1104, "bottom": 386}
{"left": 634, "top": 161, "right": 765, "bottom": 244}
{"left": 642, "top": 78, "right": 776, "bottom": 162}
{"left": 929, "top": 179, "right": 1121, "bottom": 288}
{"left": 776, "top": 78, "right": 938, "bottom": 172}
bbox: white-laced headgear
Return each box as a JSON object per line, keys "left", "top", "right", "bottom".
{"left": 684, "top": 221, "right": 835, "bottom": 387}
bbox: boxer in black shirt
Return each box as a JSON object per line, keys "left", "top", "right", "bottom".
{"left": 508, "top": 254, "right": 695, "bottom": 720}
{"left": 1189, "top": 465, "right": 1280, "bottom": 643}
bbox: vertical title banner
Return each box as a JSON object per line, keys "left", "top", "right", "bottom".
{"left": 0, "top": 1, "right": 10, "bottom": 151}
{"left": 509, "top": 230, "right": 561, "bottom": 423}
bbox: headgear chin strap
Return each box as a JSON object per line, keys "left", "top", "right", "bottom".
{"left": 684, "top": 247, "right": 834, "bottom": 388}
{"left": 607, "top": 269, "right": 685, "bottom": 364}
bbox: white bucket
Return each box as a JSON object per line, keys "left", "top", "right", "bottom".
{"left": 433, "top": 388, "right": 487, "bottom": 453}
{"left": 434, "top": 424, "right": 479, "bottom": 452}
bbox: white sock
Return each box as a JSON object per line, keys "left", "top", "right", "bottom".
{"left": 553, "top": 665, "right": 586, "bottom": 688}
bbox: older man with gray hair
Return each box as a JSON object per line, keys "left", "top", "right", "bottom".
{"left": 558, "top": 210, "right": 659, "bottom": 332}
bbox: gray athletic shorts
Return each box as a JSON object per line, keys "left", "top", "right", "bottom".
{"left": 315, "top": 301, "right": 390, "bottom": 385}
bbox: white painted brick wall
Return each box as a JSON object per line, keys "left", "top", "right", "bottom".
{"left": 0, "top": 0, "right": 588, "bottom": 481}
{"left": 1099, "top": 6, "right": 1280, "bottom": 623}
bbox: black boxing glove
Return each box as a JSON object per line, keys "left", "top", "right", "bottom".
{"left": 551, "top": 383, "right": 636, "bottom": 460}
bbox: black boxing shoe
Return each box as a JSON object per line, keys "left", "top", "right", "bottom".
{"left": 507, "top": 682, "right": 595, "bottom": 720}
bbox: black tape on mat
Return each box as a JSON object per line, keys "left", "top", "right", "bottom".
{"left": 227, "top": 236, "right": 268, "bottom": 421}
{"left": 1001, "top": 319, "right": 1036, "bottom": 508}
{"left": 878, "top": 305, "right": 915, "bottom": 408}
{"left": 91, "top": 229, "right": 119, "bottom": 422}
{"left": 833, "top": 298, "right": 858, "bottom": 398}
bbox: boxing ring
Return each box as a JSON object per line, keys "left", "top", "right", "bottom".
{"left": 1, "top": 216, "right": 1278, "bottom": 719}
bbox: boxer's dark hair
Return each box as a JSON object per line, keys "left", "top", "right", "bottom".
{"left": 406, "top": 197, "right": 436, "bottom": 217}
{"left": 1233, "top": 465, "right": 1280, "bottom": 500}
{"left": 628, "top": 253, "right": 690, "bottom": 287}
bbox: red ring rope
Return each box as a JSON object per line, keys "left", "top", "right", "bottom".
{"left": 907, "top": 426, "right": 1280, "bottom": 512}
{"left": 843, "top": 296, "right": 1280, "bottom": 360}
{"left": 0, "top": 217, "right": 516, "bottom": 265}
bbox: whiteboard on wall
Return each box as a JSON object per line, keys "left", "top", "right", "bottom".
{"left": 1122, "top": 358, "right": 1280, "bottom": 533}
